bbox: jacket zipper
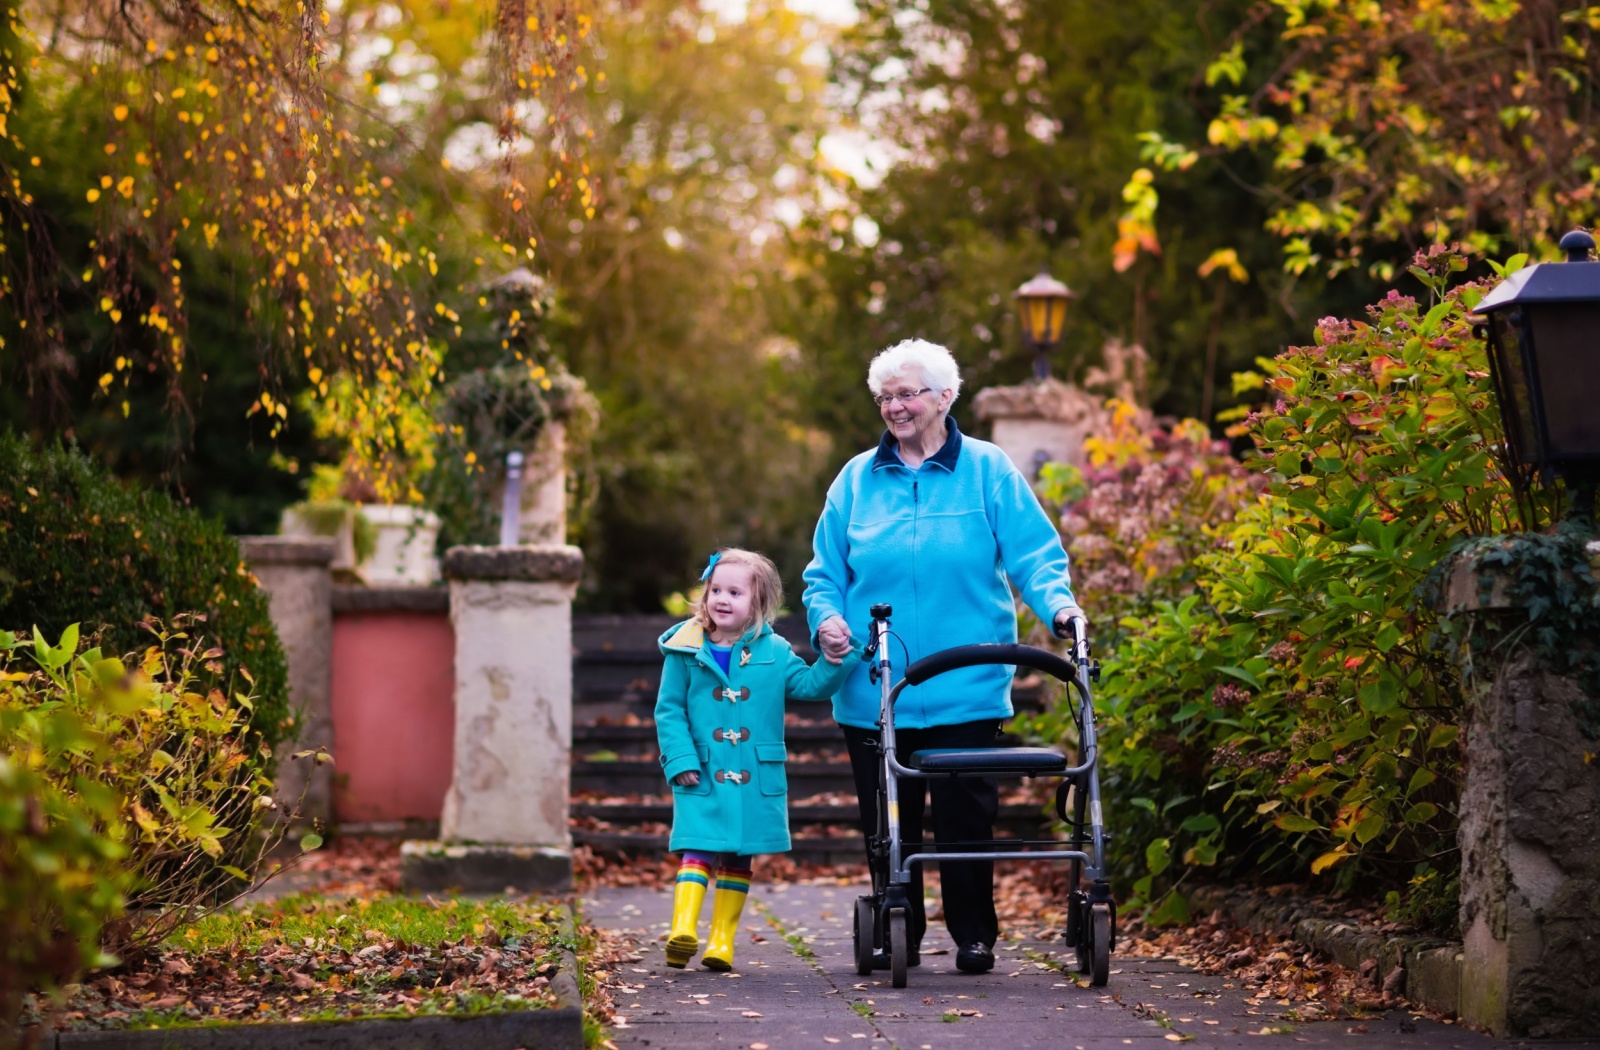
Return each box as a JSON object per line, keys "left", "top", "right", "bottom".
{"left": 910, "top": 470, "right": 920, "bottom": 725}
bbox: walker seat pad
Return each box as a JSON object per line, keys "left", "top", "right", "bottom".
{"left": 907, "top": 746, "right": 1068, "bottom": 776}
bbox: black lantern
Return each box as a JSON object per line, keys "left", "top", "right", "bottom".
{"left": 1473, "top": 229, "right": 1600, "bottom": 511}
{"left": 1014, "top": 270, "right": 1076, "bottom": 380}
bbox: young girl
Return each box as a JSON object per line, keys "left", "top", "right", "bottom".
{"left": 654, "top": 548, "right": 860, "bottom": 971}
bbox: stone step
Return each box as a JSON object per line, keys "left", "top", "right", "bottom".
{"left": 574, "top": 722, "right": 847, "bottom": 744}
{"left": 572, "top": 827, "right": 1075, "bottom": 864}
{"left": 571, "top": 800, "right": 1053, "bottom": 829}
{"left": 572, "top": 828, "right": 864, "bottom": 865}
{"left": 573, "top": 759, "right": 858, "bottom": 794}
{"left": 568, "top": 613, "right": 1053, "bottom": 715}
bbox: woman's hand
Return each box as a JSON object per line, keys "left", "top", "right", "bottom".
{"left": 1052, "top": 606, "right": 1087, "bottom": 639}
{"left": 674, "top": 771, "right": 700, "bottom": 787}
{"left": 817, "top": 615, "right": 853, "bottom": 664}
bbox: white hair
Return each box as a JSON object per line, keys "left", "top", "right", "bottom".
{"left": 867, "top": 339, "right": 962, "bottom": 404}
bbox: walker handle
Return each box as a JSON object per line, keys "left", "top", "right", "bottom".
{"left": 901, "top": 643, "right": 1076, "bottom": 687}
{"left": 1055, "top": 613, "right": 1091, "bottom": 665}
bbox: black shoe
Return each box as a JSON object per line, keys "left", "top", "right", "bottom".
{"left": 870, "top": 947, "right": 920, "bottom": 969}
{"left": 955, "top": 942, "right": 994, "bottom": 974}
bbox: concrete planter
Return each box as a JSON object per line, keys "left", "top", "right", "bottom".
{"left": 359, "top": 505, "right": 441, "bottom": 585}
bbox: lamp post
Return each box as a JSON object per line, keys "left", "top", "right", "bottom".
{"left": 1014, "top": 269, "right": 1076, "bottom": 381}
{"left": 1473, "top": 229, "right": 1600, "bottom": 523}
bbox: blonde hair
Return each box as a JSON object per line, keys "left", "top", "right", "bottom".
{"left": 694, "top": 548, "right": 783, "bottom": 635}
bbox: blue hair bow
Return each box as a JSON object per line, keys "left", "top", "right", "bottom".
{"left": 700, "top": 551, "right": 723, "bottom": 581}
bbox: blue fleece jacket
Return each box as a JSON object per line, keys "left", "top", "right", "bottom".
{"left": 802, "top": 416, "right": 1077, "bottom": 730}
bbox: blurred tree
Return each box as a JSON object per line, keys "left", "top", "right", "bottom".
{"left": 785, "top": 0, "right": 1381, "bottom": 435}
{"left": 479, "top": 0, "right": 841, "bottom": 609}
{"left": 0, "top": 0, "right": 586, "bottom": 521}
{"left": 1191, "top": 0, "right": 1600, "bottom": 275}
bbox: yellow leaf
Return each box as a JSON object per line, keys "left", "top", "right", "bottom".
{"left": 1310, "top": 850, "right": 1349, "bottom": 875}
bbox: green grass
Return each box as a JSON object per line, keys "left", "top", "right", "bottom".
{"left": 850, "top": 1002, "right": 873, "bottom": 1018}
{"left": 169, "top": 893, "right": 560, "bottom": 954}
{"left": 941, "top": 1011, "right": 959, "bottom": 1022}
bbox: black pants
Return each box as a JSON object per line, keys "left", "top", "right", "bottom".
{"left": 841, "top": 719, "right": 1001, "bottom": 950}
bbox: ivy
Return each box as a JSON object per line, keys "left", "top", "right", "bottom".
{"left": 1427, "top": 523, "right": 1600, "bottom": 740}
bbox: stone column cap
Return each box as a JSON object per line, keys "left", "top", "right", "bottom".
{"left": 973, "top": 376, "right": 1105, "bottom": 423}
{"left": 1441, "top": 532, "right": 1598, "bottom": 615}
{"left": 443, "top": 544, "right": 584, "bottom": 582}
{"left": 238, "top": 535, "right": 338, "bottom": 566}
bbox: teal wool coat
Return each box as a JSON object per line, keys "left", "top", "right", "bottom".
{"left": 655, "top": 619, "right": 860, "bottom": 855}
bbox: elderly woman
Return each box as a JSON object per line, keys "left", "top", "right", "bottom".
{"left": 802, "top": 338, "right": 1082, "bottom": 975}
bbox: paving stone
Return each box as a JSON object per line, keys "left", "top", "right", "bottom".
{"left": 583, "top": 883, "right": 1600, "bottom": 1050}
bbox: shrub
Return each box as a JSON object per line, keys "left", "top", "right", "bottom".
{"left": 1072, "top": 247, "right": 1559, "bottom": 927}
{"left": 0, "top": 684, "right": 131, "bottom": 1047}
{"left": 0, "top": 622, "right": 311, "bottom": 970}
{"left": 1038, "top": 400, "right": 1263, "bottom": 648}
{"left": 1019, "top": 403, "right": 1262, "bottom": 889}
{"left": 0, "top": 434, "right": 289, "bottom": 756}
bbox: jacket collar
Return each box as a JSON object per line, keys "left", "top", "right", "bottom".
{"left": 872, "top": 414, "right": 963, "bottom": 473}
{"left": 658, "top": 618, "right": 773, "bottom": 655}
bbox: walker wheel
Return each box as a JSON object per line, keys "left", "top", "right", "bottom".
{"left": 888, "top": 909, "right": 909, "bottom": 988}
{"left": 1089, "top": 902, "right": 1112, "bottom": 987}
{"left": 1067, "top": 892, "right": 1089, "bottom": 974}
{"left": 853, "top": 897, "right": 876, "bottom": 976}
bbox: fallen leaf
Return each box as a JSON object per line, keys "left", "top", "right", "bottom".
{"left": 742, "top": 1010, "right": 763, "bottom": 1017}
{"left": 289, "top": 972, "right": 316, "bottom": 991}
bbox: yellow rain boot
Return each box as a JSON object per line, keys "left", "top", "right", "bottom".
{"left": 700, "top": 868, "right": 751, "bottom": 972}
{"left": 665, "top": 857, "right": 711, "bottom": 968}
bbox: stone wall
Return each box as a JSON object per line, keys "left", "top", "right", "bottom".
{"left": 238, "top": 536, "right": 336, "bottom": 825}
{"left": 1442, "top": 547, "right": 1600, "bottom": 1038}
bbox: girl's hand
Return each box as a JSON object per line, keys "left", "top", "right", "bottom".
{"left": 673, "top": 770, "right": 700, "bottom": 787}
{"left": 817, "top": 615, "right": 853, "bottom": 664}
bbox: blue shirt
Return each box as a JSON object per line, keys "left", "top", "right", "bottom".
{"left": 708, "top": 643, "right": 733, "bottom": 674}
{"left": 801, "top": 416, "right": 1076, "bottom": 729}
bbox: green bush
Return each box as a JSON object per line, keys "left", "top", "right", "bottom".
{"left": 0, "top": 623, "right": 308, "bottom": 977}
{"left": 0, "top": 434, "right": 289, "bottom": 754}
{"left": 0, "top": 634, "right": 134, "bottom": 1044}
{"left": 1070, "top": 248, "right": 1559, "bottom": 929}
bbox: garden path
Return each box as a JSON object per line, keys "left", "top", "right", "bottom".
{"left": 583, "top": 883, "right": 1596, "bottom": 1050}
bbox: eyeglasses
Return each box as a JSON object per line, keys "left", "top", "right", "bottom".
{"left": 873, "top": 387, "right": 932, "bottom": 407}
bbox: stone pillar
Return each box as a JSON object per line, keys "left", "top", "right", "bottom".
{"left": 238, "top": 536, "right": 337, "bottom": 825}
{"left": 401, "top": 544, "right": 583, "bottom": 893}
{"left": 1443, "top": 546, "right": 1600, "bottom": 1039}
{"left": 972, "top": 376, "right": 1108, "bottom": 477}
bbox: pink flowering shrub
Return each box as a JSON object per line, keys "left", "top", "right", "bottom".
{"left": 1037, "top": 401, "right": 1262, "bottom": 647}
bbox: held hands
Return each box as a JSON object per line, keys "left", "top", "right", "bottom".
{"left": 674, "top": 770, "right": 700, "bottom": 787}
{"left": 816, "top": 615, "right": 853, "bottom": 664}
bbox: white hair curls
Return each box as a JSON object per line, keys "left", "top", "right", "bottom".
{"left": 866, "top": 339, "right": 962, "bottom": 404}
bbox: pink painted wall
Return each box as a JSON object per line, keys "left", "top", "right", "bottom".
{"left": 331, "top": 611, "right": 454, "bottom": 823}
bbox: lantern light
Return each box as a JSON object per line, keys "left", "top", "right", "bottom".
{"left": 1013, "top": 270, "right": 1076, "bottom": 380}
{"left": 1473, "top": 229, "right": 1600, "bottom": 515}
